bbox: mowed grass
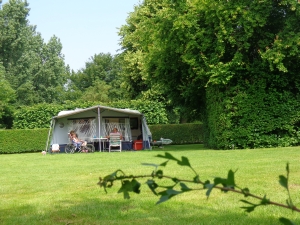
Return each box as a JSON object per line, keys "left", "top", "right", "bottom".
{"left": 1, "top": 144, "right": 300, "bottom": 225}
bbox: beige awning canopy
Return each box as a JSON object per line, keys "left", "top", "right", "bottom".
{"left": 54, "top": 105, "right": 142, "bottom": 119}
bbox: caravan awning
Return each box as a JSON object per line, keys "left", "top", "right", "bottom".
{"left": 54, "top": 105, "right": 142, "bottom": 119}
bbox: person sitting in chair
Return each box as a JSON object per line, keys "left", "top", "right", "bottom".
{"left": 69, "top": 130, "right": 76, "bottom": 140}
{"left": 107, "top": 127, "right": 122, "bottom": 152}
{"left": 71, "top": 132, "right": 85, "bottom": 150}
{"left": 107, "top": 127, "right": 123, "bottom": 140}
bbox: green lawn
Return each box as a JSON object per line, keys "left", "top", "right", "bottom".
{"left": 1, "top": 144, "right": 300, "bottom": 225}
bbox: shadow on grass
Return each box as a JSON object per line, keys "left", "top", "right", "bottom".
{"left": 1, "top": 197, "right": 297, "bottom": 225}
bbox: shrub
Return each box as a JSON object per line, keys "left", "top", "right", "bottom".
{"left": 13, "top": 101, "right": 96, "bottom": 129}
{"left": 149, "top": 123, "right": 203, "bottom": 144}
{"left": 108, "top": 99, "right": 168, "bottom": 124}
{"left": 204, "top": 74, "right": 300, "bottom": 149}
{"left": 0, "top": 129, "right": 49, "bottom": 154}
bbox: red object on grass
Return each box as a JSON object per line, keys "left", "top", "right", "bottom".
{"left": 133, "top": 140, "right": 143, "bottom": 150}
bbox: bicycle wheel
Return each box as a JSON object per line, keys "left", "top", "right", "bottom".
{"left": 85, "top": 144, "right": 95, "bottom": 153}
{"left": 65, "top": 144, "right": 75, "bottom": 154}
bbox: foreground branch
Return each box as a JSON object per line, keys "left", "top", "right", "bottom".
{"left": 98, "top": 152, "right": 299, "bottom": 225}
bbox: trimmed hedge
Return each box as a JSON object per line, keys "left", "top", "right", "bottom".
{"left": 0, "top": 129, "right": 49, "bottom": 154}
{"left": 149, "top": 123, "right": 203, "bottom": 145}
{"left": 204, "top": 74, "right": 300, "bottom": 149}
{"left": 0, "top": 123, "right": 203, "bottom": 154}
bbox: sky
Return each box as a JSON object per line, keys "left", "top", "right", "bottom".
{"left": 1, "top": 0, "right": 141, "bottom": 71}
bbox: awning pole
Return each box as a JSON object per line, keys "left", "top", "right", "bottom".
{"left": 98, "top": 106, "right": 101, "bottom": 151}
{"left": 45, "top": 119, "right": 54, "bottom": 152}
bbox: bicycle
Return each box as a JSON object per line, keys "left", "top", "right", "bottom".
{"left": 65, "top": 141, "right": 95, "bottom": 154}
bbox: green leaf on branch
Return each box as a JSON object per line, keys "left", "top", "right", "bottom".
{"left": 131, "top": 179, "right": 141, "bottom": 194}
{"left": 240, "top": 200, "right": 257, "bottom": 213}
{"left": 156, "top": 169, "right": 163, "bottom": 178}
{"left": 178, "top": 156, "right": 191, "bottom": 167}
{"left": 286, "top": 163, "right": 290, "bottom": 175}
{"left": 141, "top": 160, "right": 169, "bottom": 168}
{"left": 204, "top": 180, "right": 214, "bottom": 198}
{"left": 279, "top": 217, "right": 296, "bottom": 225}
{"left": 213, "top": 170, "right": 236, "bottom": 192}
{"left": 242, "top": 188, "right": 250, "bottom": 197}
{"left": 261, "top": 195, "right": 270, "bottom": 205}
{"left": 193, "top": 175, "right": 200, "bottom": 183}
{"left": 156, "top": 153, "right": 191, "bottom": 167}
{"left": 227, "top": 170, "right": 236, "bottom": 187}
{"left": 286, "top": 199, "right": 294, "bottom": 209}
{"left": 118, "top": 180, "right": 131, "bottom": 199}
{"left": 240, "top": 195, "right": 270, "bottom": 213}
{"left": 180, "top": 183, "right": 192, "bottom": 192}
{"left": 156, "top": 152, "right": 179, "bottom": 161}
{"left": 98, "top": 169, "right": 124, "bottom": 192}
{"left": 279, "top": 163, "right": 290, "bottom": 191}
{"left": 157, "top": 188, "right": 183, "bottom": 204}
{"left": 172, "top": 177, "right": 179, "bottom": 183}
{"left": 117, "top": 179, "right": 141, "bottom": 199}
{"left": 146, "top": 179, "right": 158, "bottom": 195}
{"left": 160, "top": 160, "right": 169, "bottom": 167}
{"left": 214, "top": 177, "right": 227, "bottom": 187}
{"left": 279, "top": 175, "right": 288, "bottom": 189}
{"left": 241, "top": 205, "right": 256, "bottom": 213}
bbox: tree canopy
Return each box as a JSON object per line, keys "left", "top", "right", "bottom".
{"left": 0, "top": 0, "right": 67, "bottom": 105}
{"left": 120, "top": 0, "right": 300, "bottom": 113}
{"left": 67, "top": 53, "right": 126, "bottom": 102}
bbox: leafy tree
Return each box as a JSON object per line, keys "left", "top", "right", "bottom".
{"left": 0, "top": 0, "right": 30, "bottom": 76}
{"left": 119, "top": 0, "right": 206, "bottom": 121}
{"left": 63, "top": 68, "right": 84, "bottom": 101}
{"left": 69, "top": 53, "right": 128, "bottom": 102}
{"left": 31, "top": 36, "right": 68, "bottom": 103}
{"left": 119, "top": 0, "right": 300, "bottom": 148}
{"left": 108, "top": 54, "right": 127, "bottom": 101}
{"left": 0, "top": 0, "right": 67, "bottom": 105}
{"left": 0, "top": 63, "right": 15, "bottom": 128}
{"left": 80, "top": 80, "right": 111, "bottom": 102}
{"left": 16, "top": 81, "right": 40, "bottom": 105}
{"left": 129, "top": 99, "right": 168, "bottom": 124}
{"left": 70, "top": 53, "right": 116, "bottom": 88}
{"left": 200, "top": 0, "right": 300, "bottom": 148}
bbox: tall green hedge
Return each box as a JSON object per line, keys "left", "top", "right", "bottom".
{"left": 149, "top": 123, "right": 203, "bottom": 145}
{"left": 0, "top": 129, "right": 49, "bottom": 154}
{"left": 13, "top": 102, "right": 95, "bottom": 129}
{"left": 204, "top": 73, "right": 300, "bottom": 149}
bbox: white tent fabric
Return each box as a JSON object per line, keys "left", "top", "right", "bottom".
{"left": 103, "top": 121, "right": 131, "bottom": 141}
{"left": 142, "top": 116, "right": 152, "bottom": 149}
{"left": 68, "top": 118, "right": 96, "bottom": 139}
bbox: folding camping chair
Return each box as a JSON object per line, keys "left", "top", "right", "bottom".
{"left": 108, "top": 132, "right": 122, "bottom": 152}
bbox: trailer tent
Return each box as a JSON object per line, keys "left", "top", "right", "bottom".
{"left": 46, "top": 105, "right": 152, "bottom": 152}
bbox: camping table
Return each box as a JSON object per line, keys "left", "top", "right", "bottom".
{"left": 92, "top": 138, "right": 108, "bottom": 152}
